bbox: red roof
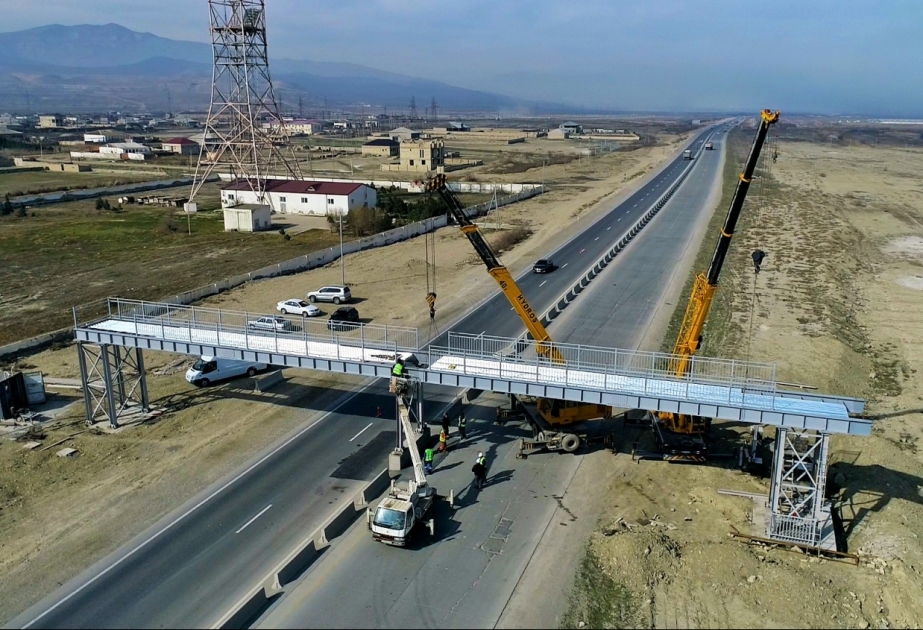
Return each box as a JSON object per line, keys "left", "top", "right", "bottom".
{"left": 223, "top": 179, "right": 365, "bottom": 196}
{"left": 164, "top": 137, "right": 198, "bottom": 145}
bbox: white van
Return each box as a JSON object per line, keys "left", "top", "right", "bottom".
{"left": 185, "top": 356, "right": 268, "bottom": 387}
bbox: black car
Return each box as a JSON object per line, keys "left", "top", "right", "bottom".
{"left": 532, "top": 259, "right": 556, "bottom": 274}
{"left": 327, "top": 306, "right": 361, "bottom": 331}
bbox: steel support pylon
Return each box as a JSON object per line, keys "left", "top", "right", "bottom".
{"left": 767, "top": 428, "right": 835, "bottom": 549}
{"left": 190, "top": 0, "right": 303, "bottom": 205}
{"left": 77, "top": 342, "right": 149, "bottom": 429}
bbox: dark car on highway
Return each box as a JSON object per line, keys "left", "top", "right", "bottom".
{"left": 532, "top": 259, "right": 556, "bottom": 274}
{"left": 327, "top": 306, "right": 361, "bottom": 331}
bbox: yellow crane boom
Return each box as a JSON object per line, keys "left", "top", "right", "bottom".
{"left": 661, "top": 110, "right": 780, "bottom": 439}
{"left": 425, "top": 174, "right": 564, "bottom": 363}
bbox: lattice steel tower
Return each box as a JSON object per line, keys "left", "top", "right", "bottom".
{"left": 190, "top": 0, "right": 302, "bottom": 203}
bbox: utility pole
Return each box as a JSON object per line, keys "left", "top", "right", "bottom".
{"left": 430, "top": 97, "right": 438, "bottom": 123}
{"left": 298, "top": 94, "right": 304, "bottom": 118}
{"left": 410, "top": 96, "right": 417, "bottom": 122}
{"left": 338, "top": 209, "right": 346, "bottom": 285}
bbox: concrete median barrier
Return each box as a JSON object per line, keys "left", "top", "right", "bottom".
{"left": 253, "top": 369, "right": 284, "bottom": 393}
{"left": 316, "top": 502, "right": 363, "bottom": 547}
{"left": 273, "top": 538, "right": 322, "bottom": 589}
{"left": 362, "top": 469, "right": 391, "bottom": 505}
{"left": 212, "top": 586, "right": 270, "bottom": 630}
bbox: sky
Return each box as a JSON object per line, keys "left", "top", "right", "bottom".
{"left": 1, "top": 0, "right": 921, "bottom": 115}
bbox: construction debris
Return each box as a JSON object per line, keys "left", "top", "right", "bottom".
{"left": 56, "top": 448, "right": 78, "bottom": 458}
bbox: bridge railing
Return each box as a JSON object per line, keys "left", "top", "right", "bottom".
{"left": 76, "top": 297, "right": 420, "bottom": 354}
{"left": 427, "top": 332, "right": 778, "bottom": 393}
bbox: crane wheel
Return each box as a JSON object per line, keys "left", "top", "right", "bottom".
{"left": 561, "top": 434, "right": 581, "bottom": 453}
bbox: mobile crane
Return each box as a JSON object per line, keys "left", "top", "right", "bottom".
{"left": 368, "top": 376, "right": 445, "bottom": 546}
{"left": 651, "top": 109, "right": 780, "bottom": 461}
{"left": 426, "top": 174, "right": 612, "bottom": 457}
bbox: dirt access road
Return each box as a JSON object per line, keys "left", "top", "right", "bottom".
{"left": 564, "top": 132, "right": 923, "bottom": 628}
{"left": 0, "top": 131, "right": 694, "bottom": 625}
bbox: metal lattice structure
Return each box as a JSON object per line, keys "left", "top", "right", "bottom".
{"left": 768, "top": 428, "right": 836, "bottom": 549}
{"left": 190, "top": 0, "right": 302, "bottom": 204}
{"left": 77, "top": 343, "right": 149, "bottom": 429}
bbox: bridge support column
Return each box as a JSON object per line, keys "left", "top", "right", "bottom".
{"left": 77, "top": 342, "right": 149, "bottom": 429}
{"left": 767, "top": 428, "right": 835, "bottom": 550}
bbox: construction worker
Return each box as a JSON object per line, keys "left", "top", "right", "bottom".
{"left": 423, "top": 447, "right": 435, "bottom": 474}
{"left": 441, "top": 413, "right": 450, "bottom": 437}
{"left": 472, "top": 457, "right": 487, "bottom": 490}
{"left": 438, "top": 429, "right": 448, "bottom": 453}
{"left": 477, "top": 452, "right": 486, "bottom": 468}
{"left": 391, "top": 358, "right": 406, "bottom": 394}
{"left": 457, "top": 413, "right": 467, "bottom": 440}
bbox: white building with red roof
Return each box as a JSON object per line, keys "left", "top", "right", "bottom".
{"left": 221, "top": 179, "right": 377, "bottom": 216}
{"left": 162, "top": 137, "right": 200, "bottom": 155}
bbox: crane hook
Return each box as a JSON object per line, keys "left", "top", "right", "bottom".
{"left": 751, "top": 250, "right": 766, "bottom": 274}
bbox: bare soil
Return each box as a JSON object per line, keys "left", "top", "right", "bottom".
{"left": 565, "top": 129, "right": 923, "bottom": 628}
{"left": 0, "top": 130, "right": 693, "bottom": 624}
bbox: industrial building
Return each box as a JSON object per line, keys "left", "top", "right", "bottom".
{"left": 361, "top": 138, "right": 399, "bottom": 157}
{"left": 84, "top": 133, "right": 109, "bottom": 144}
{"left": 388, "top": 126, "right": 421, "bottom": 142}
{"left": 559, "top": 121, "right": 583, "bottom": 134}
{"left": 547, "top": 128, "right": 570, "bottom": 140}
{"left": 162, "top": 137, "right": 200, "bottom": 155}
{"left": 267, "top": 119, "right": 327, "bottom": 135}
{"left": 221, "top": 179, "right": 377, "bottom": 216}
{"left": 99, "top": 142, "right": 152, "bottom": 160}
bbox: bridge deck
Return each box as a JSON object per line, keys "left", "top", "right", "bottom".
{"left": 73, "top": 299, "right": 871, "bottom": 437}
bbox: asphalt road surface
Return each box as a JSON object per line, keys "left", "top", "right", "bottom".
{"left": 254, "top": 127, "right": 730, "bottom": 629}
{"left": 10, "top": 124, "right": 727, "bottom": 629}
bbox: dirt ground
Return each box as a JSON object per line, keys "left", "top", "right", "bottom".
{"left": 564, "top": 134, "right": 923, "bottom": 628}
{"left": 0, "top": 130, "right": 693, "bottom": 624}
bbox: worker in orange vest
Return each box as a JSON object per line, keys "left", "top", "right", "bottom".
{"left": 438, "top": 429, "right": 448, "bottom": 453}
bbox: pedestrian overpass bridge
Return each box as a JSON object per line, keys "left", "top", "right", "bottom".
{"left": 73, "top": 298, "right": 868, "bottom": 436}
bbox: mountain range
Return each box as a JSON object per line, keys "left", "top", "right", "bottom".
{"left": 0, "top": 23, "right": 567, "bottom": 114}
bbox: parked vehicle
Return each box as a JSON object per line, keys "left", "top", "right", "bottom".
{"left": 185, "top": 356, "right": 267, "bottom": 387}
{"left": 327, "top": 306, "right": 360, "bottom": 331}
{"left": 307, "top": 286, "right": 352, "bottom": 304}
{"left": 277, "top": 299, "right": 321, "bottom": 317}
{"left": 532, "top": 259, "right": 556, "bottom": 274}
{"left": 247, "top": 316, "right": 294, "bottom": 332}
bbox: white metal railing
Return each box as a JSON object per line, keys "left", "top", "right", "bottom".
{"left": 76, "top": 298, "right": 420, "bottom": 356}
{"left": 426, "top": 332, "right": 777, "bottom": 392}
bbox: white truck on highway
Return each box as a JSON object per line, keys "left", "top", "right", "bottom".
{"left": 367, "top": 376, "right": 448, "bottom": 546}
{"left": 683, "top": 148, "right": 693, "bottom": 160}
{"left": 704, "top": 141, "right": 714, "bottom": 150}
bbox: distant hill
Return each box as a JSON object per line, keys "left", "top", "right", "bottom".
{"left": 0, "top": 23, "right": 566, "bottom": 113}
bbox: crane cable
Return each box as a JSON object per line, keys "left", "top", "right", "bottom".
{"left": 744, "top": 124, "right": 778, "bottom": 369}
{"left": 424, "top": 216, "right": 439, "bottom": 339}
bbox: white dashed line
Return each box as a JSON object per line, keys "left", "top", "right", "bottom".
{"left": 236, "top": 504, "right": 272, "bottom": 535}
{"left": 349, "top": 423, "right": 374, "bottom": 442}
{"left": 539, "top": 280, "right": 547, "bottom": 287}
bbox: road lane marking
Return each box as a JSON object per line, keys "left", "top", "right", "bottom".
{"left": 349, "top": 423, "right": 374, "bottom": 442}
{"left": 607, "top": 226, "right": 611, "bottom": 230}
{"left": 539, "top": 280, "right": 547, "bottom": 287}
{"left": 618, "top": 217, "right": 621, "bottom": 221}
{"left": 579, "top": 248, "right": 585, "bottom": 253}
{"left": 236, "top": 504, "right": 273, "bottom": 534}
{"left": 562, "top": 263, "right": 568, "bottom": 268}
{"left": 633, "top": 203, "right": 637, "bottom": 207}
{"left": 594, "top": 237, "right": 599, "bottom": 241}
{"left": 20, "top": 376, "right": 379, "bottom": 629}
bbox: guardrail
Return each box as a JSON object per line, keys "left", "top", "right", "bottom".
{"left": 427, "top": 331, "right": 778, "bottom": 393}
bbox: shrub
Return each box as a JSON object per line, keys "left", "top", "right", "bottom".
{"left": 490, "top": 227, "right": 532, "bottom": 253}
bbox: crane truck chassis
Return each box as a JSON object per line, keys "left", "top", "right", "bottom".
{"left": 367, "top": 376, "right": 451, "bottom": 547}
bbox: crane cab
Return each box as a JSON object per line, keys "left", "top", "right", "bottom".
{"left": 537, "top": 398, "right": 612, "bottom": 425}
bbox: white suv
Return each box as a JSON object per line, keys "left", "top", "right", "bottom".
{"left": 307, "top": 286, "right": 352, "bottom": 304}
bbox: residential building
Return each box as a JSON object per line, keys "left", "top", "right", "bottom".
{"left": 268, "top": 118, "right": 327, "bottom": 135}
{"left": 162, "top": 137, "right": 200, "bottom": 155}
{"left": 361, "top": 138, "right": 399, "bottom": 157}
{"left": 559, "top": 121, "right": 583, "bottom": 134}
{"left": 399, "top": 139, "right": 445, "bottom": 173}
{"left": 221, "top": 179, "right": 377, "bottom": 216}
{"left": 99, "top": 142, "right": 152, "bottom": 160}
{"left": 389, "top": 126, "right": 420, "bottom": 142}
{"left": 38, "top": 115, "right": 64, "bottom": 129}
{"left": 84, "top": 133, "right": 109, "bottom": 144}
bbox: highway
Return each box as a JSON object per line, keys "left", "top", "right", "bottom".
{"left": 253, "top": 128, "right": 730, "bottom": 628}
{"left": 11, "top": 124, "right": 725, "bottom": 629}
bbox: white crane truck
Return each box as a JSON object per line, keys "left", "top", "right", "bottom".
{"left": 367, "top": 376, "right": 449, "bottom": 546}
